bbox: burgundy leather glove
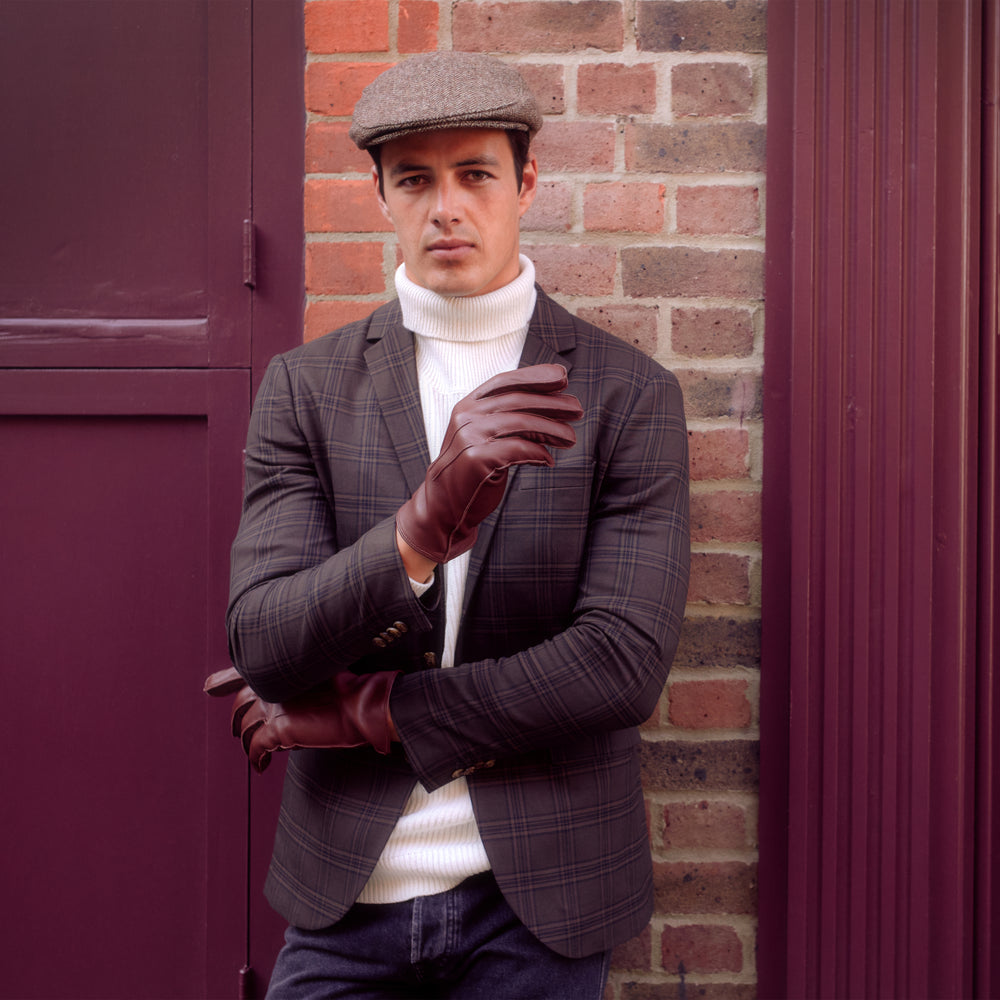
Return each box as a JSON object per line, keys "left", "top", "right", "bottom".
{"left": 396, "top": 363, "right": 583, "bottom": 564}
{"left": 204, "top": 667, "right": 400, "bottom": 773}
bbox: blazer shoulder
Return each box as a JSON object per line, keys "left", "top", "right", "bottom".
{"left": 277, "top": 300, "right": 404, "bottom": 368}
{"left": 533, "top": 286, "right": 677, "bottom": 389}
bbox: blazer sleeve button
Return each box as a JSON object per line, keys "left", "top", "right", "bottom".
{"left": 373, "top": 637, "right": 387, "bottom": 649}
{"left": 393, "top": 621, "right": 408, "bottom": 633}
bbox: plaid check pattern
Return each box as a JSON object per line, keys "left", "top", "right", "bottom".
{"left": 226, "top": 289, "right": 690, "bottom": 958}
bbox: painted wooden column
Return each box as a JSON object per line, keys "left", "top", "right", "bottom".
{"left": 760, "top": 1, "right": 992, "bottom": 996}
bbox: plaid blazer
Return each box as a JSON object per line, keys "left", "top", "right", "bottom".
{"left": 227, "top": 288, "right": 690, "bottom": 958}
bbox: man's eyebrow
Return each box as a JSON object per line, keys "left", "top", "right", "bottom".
{"left": 387, "top": 154, "right": 502, "bottom": 177}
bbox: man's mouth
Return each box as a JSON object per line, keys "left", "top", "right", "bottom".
{"left": 426, "top": 240, "right": 475, "bottom": 258}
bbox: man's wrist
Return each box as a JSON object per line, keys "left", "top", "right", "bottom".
{"left": 396, "top": 528, "right": 437, "bottom": 584}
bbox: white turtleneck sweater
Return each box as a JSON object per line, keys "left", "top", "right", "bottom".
{"left": 357, "top": 255, "right": 538, "bottom": 904}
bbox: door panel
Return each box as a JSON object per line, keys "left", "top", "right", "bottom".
{"left": 0, "top": 0, "right": 251, "bottom": 368}
{"left": 0, "top": 370, "right": 249, "bottom": 997}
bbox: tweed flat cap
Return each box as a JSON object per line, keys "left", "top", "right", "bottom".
{"left": 349, "top": 51, "right": 543, "bottom": 150}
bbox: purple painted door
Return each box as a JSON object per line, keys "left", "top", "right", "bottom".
{"left": 0, "top": 2, "right": 302, "bottom": 996}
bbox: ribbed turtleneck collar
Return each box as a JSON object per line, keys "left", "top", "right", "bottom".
{"left": 395, "top": 255, "right": 537, "bottom": 342}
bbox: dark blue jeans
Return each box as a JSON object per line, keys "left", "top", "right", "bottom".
{"left": 265, "top": 872, "right": 611, "bottom": 999}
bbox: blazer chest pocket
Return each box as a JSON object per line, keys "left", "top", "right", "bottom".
{"left": 515, "top": 458, "right": 595, "bottom": 496}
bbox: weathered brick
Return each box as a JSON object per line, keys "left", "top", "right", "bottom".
{"left": 675, "top": 370, "right": 761, "bottom": 421}
{"left": 398, "top": 0, "right": 438, "bottom": 53}
{"left": 688, "top": 552, "right": 751, "bottom": 605}
{"left": 306, "top": 61, "right": 389, "bottom": 117}
{"left": 578, "top": 63, "right": 658, "bottom": 115}
{"left": 671, "top": 307, "right": 754, "bottom": 358}
{"left": 305, "top": 121, "right": 373, "bottom": 174}
{"left": 585, "top": 182, "right": 665, "bottom": 234}
{"left": 522, "top": 181, "right": 572, "bottom": 232}
{"left": 623, "top": 246, "right": 764, "bottom": 300}
{"left": 305, "top": 241, "right": 385, "bottom": 295}
{"left": 668, "top": 677, "right": 751, "bottom": 729}
{"left": 627, "top": 122, "right": 765, "bottom": 173}
{"left": 527, "top": 245, "right": 617, "bottom": 296}
{"left": 453, "top": 1, "right": 625, "bottom": 53}
{"left": 672, "top": 62, "right": 753, "bottom": 117}
{"left": 637, "top": 0, "right": 767, "bottom": 53}
{"left": 641, "top": 739, "right": 758, "bottom": 791}
{"left": 577, "top": 304, "right": 659, "bottom": 357}
{"left": 677, "top": 184, "right": 760, "bottom": 235}
{"left": 672, "top": 617, "right": 760, "bottom": 670}
{"left": 519, "top": 64, "right": 566, "bottom": 115}
{"left": 305, "top": 1, "right": 389, "bottom": 54}
{"left": 690, "top": 490, "right": 760, "bottom": 545}
{"left": 660, "top": 923, "right": 744, "bottom": 975}
{"left": 304, "top": 178, "right": 390, "bottom": 233}
{"left": 534, "top": 121, "right": 616, "bottom": 171}
{"left": 304, "top": 299, "right": 386, "bottom": 342}
{"left": 622, "top": 983, "right": 757, "bottom": 1000}
{"left": 655, "top": 861, "right": 757, "bottom": 914}
{"left": 687, "top": 428, "right": 750, "bottom": 481}
{"left": 663, "top": 799, "right": 748, "bottom": 850}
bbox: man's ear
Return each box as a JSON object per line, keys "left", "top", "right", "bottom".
{"left": 373, "top": 165, "right": 393, "bottom": 224}
{"left": 517, "top": 156, "right": 539, "bottom": 218}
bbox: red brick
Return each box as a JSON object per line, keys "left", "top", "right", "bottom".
{"left": 623, "top": 246, "right": 764, "bottom": 299}
{"left": 676, "top": 185, "right": 760, "bottom": 235}
{"left": 661, "top": 924, "right": 743, "bottom": 975}
{"left": 577, "top": 304, "right": 659, "bottom": 357}
{"left": 656, "top": 862, "right": 757, "bottom": 915}
{"left": 690, "top": 490, "right": 760, "bottom": 544}
{"left": 305, "top": 122, "right": 374, "bottom": 174}
{"left": 688, "top": 553, "right": 751, "bottom": 606}
{"left": 578, "top": 63, "right": 657, "bottom": 115}
{"left": 668, "top": 678, "right": 751, "bottom": 729}
{"left": 533, "top": 121, "right": 616, "bottom": 172}
{"left": 663, "top": 799, "right": 748, "bottom": 850}
{"left": 671, "top": 307, "right": 754, "bottom": 358}
{"left": 306, "top": 61, "right": 389, "bottom": 117}
{"left": 398, "top": 0, "right": 438, "bottom": 52}
{"left": 688, "top": 428, "right": 749, "bottom": 481}
{"left": 584, "top": 182, "right": 665, "bottom": 234}
{"left": 637, "top": 0, "right": 767, "bottom": 54}
{"left": 304, "top": 299, "right": 386, "bottom": 342}
{"left": 522, "top": 181, "right": 572, "bottom": 232}
{"left": 518, "top": 64, "right": 566, "bottom": 115}
{"left": 305, "top": 1, "right": 389, "bottom": 53}
{"left": 305, "top": 178, "right": 390, "bottom": 233}
{"left": 453, "top": 2, "right": 624, "bottom": 53}
{"left": 528, "top": 245, "right": 616, "bottom": 296}
{"left": 306, "top": 241, "right": 385, "bottom": 295}
{"left": 642, "top": 739, "right": 759, "bottom": 792}
{"left": 627, "top": 121, "right": 766, "bottom": 173}
{"left": 672, "top": 62, "right": 753, "bottom": 117}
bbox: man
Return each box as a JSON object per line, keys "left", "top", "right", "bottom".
{"left": 208, "top": 51, "right": 690, "bottom": 999}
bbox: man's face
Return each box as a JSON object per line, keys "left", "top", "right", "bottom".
{"left": 374, "top": 128, "right": 538, "bottom": 297}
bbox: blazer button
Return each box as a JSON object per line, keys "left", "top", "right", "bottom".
{"left": 373, "top": 637, "right": 387, "bottom": 649}
{"left": 386, "top": 627, "right": 401, "bottom": 640}
{"left": 423, "top": 652, "right": 436, "bottom": 668}
{"left": 393, "top": 621, "right": 408, "bottom": 633}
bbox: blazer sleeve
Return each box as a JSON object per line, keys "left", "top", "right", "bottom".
{"left": 226, "top": 354, "right": 437, "bottom": 703}
{"left": 390, "top": 367, "right": 691, "bottom": 791}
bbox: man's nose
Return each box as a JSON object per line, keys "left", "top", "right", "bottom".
{"left": 430, "top": 178, "right": 461, "bottom": 225}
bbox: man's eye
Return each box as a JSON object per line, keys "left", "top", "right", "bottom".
{"left": 398, "top": 175, "right": 426, "bottom": 188}
{"left": 465, "top": 170, "right": 492, "bottom": 182}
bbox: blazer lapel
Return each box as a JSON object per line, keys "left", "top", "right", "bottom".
{"left": 463, "top": 288, "right": 579, "bottom": 613}
{"left": 364, "top": 304, "right": 431, "bottom": 496}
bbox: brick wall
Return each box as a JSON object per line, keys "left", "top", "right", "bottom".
{"left": 303, "top": 1, "right": 765, "bottom": 995}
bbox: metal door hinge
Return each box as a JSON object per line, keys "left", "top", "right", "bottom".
{"left": 242, "top": 219, "right": 256, "bottom": 288}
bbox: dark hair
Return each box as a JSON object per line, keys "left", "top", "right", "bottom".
{"left": 370, "top": 129, "right": 532, "bottom": 199}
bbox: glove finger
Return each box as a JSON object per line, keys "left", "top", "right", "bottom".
{"left": 204, "top": 666, "right": 246, "bottom": 697}
{"left": 240, "top": 707, "right": 267, "bottom": 755}
{"left": 230, "top": 685, "right": 259, "bottom": 737}
{"left": 470, "top": 389, "right": 583, "bottom": 423}
{"left": 249, "top": 736, "right": 272, "bottom": 774}
{"left": 473, "top": 364, "right": 568, "bottom": 400}
{"left": 480, "top": 412, "right": 579, "bottom": 450}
